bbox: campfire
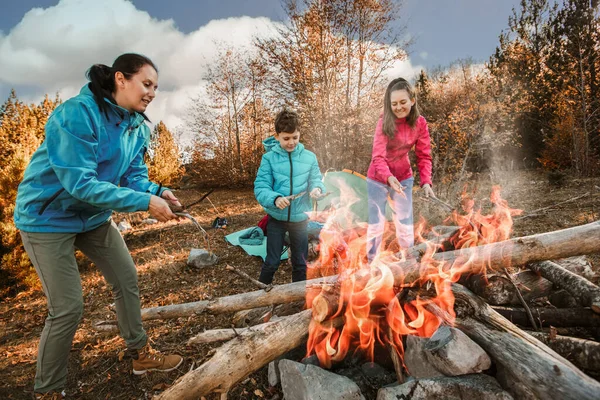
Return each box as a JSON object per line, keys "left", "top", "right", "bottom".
{"left": 95, "top": 184, "right": 600, "bottom": 399}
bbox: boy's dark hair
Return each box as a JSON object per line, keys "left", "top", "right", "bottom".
{"left": 274, "top": 109, "right": 299, "bottom": 134}
{"left": 86, "top": 53, "right": 157, "bottom": 120}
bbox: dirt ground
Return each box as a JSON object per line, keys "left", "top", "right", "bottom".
{"left": 1, "top": 170, "right": 599, "bottom": 399}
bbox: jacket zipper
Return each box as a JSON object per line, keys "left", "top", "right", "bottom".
{"left": 38, "top": 188, "right": 65, "bottom": 215}
{"left": 288, "top": 152, "right": 293, "bottom": 222}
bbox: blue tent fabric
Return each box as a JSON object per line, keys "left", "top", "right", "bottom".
{"left": 225, "top": 227, "right": 288, "bottom": 261}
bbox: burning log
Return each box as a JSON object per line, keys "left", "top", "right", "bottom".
{"left": 527, "top": 260, "right": 600, "bottom": 313}
{"left": 464, "top": 270, "right": 553, "bottom": 305}
{"left": 312, "top": 221, "right": 600, "bottom": 322}
{"left": 449, "top": 284, "right": 600, "bottom": 399}
{"left": 492, "top": 306, "right": 600, "bottom": 328}
{"left": 92, "top": 221, "right": 600, "bottom": 331}
{"left": 156, "top": 311, "right": 342, "bottom": 400}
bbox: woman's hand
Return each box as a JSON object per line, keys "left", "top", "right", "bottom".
{"left": 387, "top": 176, "right": 407, "bottom": 198}
{"left": 161, "top": 190, "right": 182, "bottom": 208}
{"left": 422, "top": 183, "right": 435, "bottom": 198}
{"left": 149, "top": 195, "right": 179, "bottom": 222}
{"left": 275, "top": 196, "right": 290, "bottom": 210}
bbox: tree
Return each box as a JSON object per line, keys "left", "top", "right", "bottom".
{"left": 146, "top": 121, "right": 184, "bottom": 186}
{"left": 255, "top": 0, "right": 409, "bottom": 172}
{"left": 187, "top": 47, "right": 270, "bottom": 186}
{"left": 0, "top": 91, "right": 60, "bottom": 298}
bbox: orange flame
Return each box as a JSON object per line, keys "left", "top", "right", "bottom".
{"left": 306, "top": 183, "right": 521, "bottom": 369}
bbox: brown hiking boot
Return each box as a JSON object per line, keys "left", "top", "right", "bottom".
{"left": 131, "top": 344, "right": 183, "bottom": 375}
{"left": 33, "top": 390, "right": 65, "bottom": 399}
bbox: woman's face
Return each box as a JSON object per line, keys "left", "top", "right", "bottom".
{"left": 114, "top": 64, "right": 158, "bottom": 113}
{"left": 390, "top": 89, "right": 414, "bottom": 119}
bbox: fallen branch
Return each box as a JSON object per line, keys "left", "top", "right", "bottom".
{"left": 514, "top": 192, "right": 591, "bottom": 220}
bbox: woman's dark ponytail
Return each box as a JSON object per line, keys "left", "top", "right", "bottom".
{"left": 85, "top": 53, "right": 157, "bottom": 120}
{"left": 86, "top": 64, "right": 116, "bottom": 119}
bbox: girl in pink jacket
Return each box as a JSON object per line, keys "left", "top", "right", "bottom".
{"left": 366, "top": 77, "right": 435, "bottom": 262}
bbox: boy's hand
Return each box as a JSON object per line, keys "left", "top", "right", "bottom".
{"left": 161, "top": 190, "right": 182, "bottom": 208}
{"left": 310, "top": 188, "right": 322, "bottom": 199}
{"left": 275, "top": 196, "right": 290, "bottom": 209}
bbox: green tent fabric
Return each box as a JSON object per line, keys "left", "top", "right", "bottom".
{"left": 225, "top": 227, "right": 289, "bottom": 261}
{"left": 315, "top": 170, "right": 393, "bottom": 229}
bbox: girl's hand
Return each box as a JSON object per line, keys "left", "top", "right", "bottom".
{"left": 275, "top": 196, "right": 290, "bottom": 209}
{"left": 149, "top": 195, "right": 179, "bottom": 222}
{"left": 310, "top": 188, "right": 322, "bottom": 199}
{"left": 422, "top": 183, "right": 435, "bottom": 198}
{"left": 387, "top": 176, "right": 407, "bottom": 198}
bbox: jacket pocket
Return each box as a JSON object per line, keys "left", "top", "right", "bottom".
{"left": 38, "top": 188, "right": 65, "bottom": 215}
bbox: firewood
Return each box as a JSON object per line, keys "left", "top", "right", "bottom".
{"left": 526, "top": 331, "right": 600, "bottom": 372}
{"left": 312, "top": 221, "right": 600, "bottom": 322}
{"left": 492, "top": 306, "right": 600, "bottom": 328}
{"left": 465, "top": 270, "right": 553, "bottom": 305}
{"left": 93, "top": 221, "right": 600, "bottom": 330}
{"left": 156, "top": 311, "right": 343, "bottom": 400}
{"left": 449, "top": 284, "right": 600, "bottom": 399}
{"left": 527, "top": 260, "right": 600, "bottom": 313}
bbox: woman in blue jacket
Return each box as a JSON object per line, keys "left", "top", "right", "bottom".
{"left": 14, "top": 53, "right": 183, "bottom": 398}
{"left": 254, "top": 109, "right": 326, "bottom": 284}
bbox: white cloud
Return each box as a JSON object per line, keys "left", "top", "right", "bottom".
{"left": 0, "top": 0, "right": 423, "bottom": 145}
{"left": 384, "top": 57, "right": 425, "bottom": 83}
{"left": 0, "top": 0, "right": 279, "bottom": 139}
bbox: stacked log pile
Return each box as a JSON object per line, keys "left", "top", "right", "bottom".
{"left": 95, "top": 221, "right": 600, "bottom": 399}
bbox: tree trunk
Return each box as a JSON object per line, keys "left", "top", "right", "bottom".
{"left": 451, "top": 284, "right": 600, "bottom": 399}
{"left": 527, "top": 260, "right": 600, "bottom": 313}
{"left": 492, "top": 306, "right": 600, "bottom": 328}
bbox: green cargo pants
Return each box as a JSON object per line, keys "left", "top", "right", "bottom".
{"left": 21, "top": 220, "right": 147, "bottom": 393}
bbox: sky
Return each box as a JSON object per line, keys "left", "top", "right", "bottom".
{"left": 0, "top": 0, "right": 521, "bottom": 137}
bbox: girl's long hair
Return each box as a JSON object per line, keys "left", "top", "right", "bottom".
{"left": 85, "top": 53, "right": 157, "bottom": 119}
{"left": 382, "top": 78, "right": 420, "bottom": 138}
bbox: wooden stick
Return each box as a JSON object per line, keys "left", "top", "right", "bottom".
{"left": 527, "top": 260, "right": 600, "bottom": 314}
{"left": 515, "top": 192, "right": 590, "bottom": 220}
{"left": 225, "top": 264, "right": 272, "bottom": 291}
{"left": 502, "top": 267, "right": 539, "bottom": 331}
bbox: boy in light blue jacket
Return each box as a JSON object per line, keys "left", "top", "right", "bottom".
{"left": 254, "top": 109, "right": 326, "bottom": 284}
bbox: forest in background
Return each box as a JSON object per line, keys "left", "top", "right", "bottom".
{"left": 1, "top": 0, "right": 599, "bottom": 296}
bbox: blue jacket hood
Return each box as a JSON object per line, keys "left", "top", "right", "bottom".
{"left": 262, "top": 136, "right": 305, "bottom": 156}
{"left": 254, "top": 138, "right": 325, "bottom": 222}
